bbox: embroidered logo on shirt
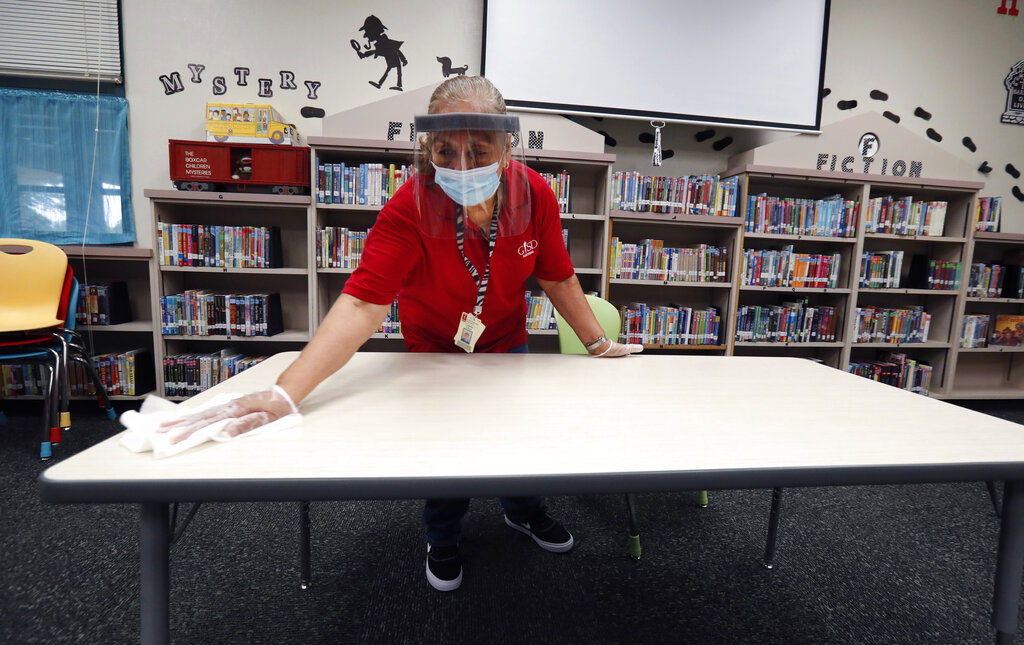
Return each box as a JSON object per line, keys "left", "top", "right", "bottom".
{"left": 517, "top": 240, "right": 539, "bottom": 258}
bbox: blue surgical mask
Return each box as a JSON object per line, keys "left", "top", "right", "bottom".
{"left": 431, "top": 161, "right": 501, "bottom": 207}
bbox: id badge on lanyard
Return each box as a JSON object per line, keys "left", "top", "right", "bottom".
{"left": 453, "top": 202, "right": 499, "bottom": 353}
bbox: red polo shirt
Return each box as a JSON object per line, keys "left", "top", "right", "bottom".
{"left": 342, "top": 160, "right": 575, "bottom": 352}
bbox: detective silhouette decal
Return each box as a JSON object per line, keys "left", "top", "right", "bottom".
{"left": 352, "top": 15, "right": 408, "bottom": 91}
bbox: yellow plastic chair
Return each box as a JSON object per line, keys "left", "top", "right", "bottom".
{"left": 0, "top": 239, "right": 114, "bottom": 458}
{"left": 553, "top": 294, "right": 709, "bottom": 560}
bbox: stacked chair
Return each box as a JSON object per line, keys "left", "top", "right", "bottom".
{"left": 0, "top": 238, "right": 115, "bottom": 459}
{"left": 553, "top": 294, "right": 709, "bottom": 560}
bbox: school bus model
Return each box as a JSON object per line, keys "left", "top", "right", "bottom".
{"left": 205, "top": 102, "right": 302, "bottom": 146}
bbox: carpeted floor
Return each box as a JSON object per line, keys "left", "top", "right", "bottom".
{"left": 2, "top": 398, "right": 1023, "bottom": 644}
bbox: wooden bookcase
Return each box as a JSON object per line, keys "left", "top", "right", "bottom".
{"left": 606, "top": 210, "right": 742, "bottom": 354}
{"left": 723, "top": 165, "right": 984, "bottom": 398}
{"left": 60, "top": 245, "right": 157, "bottom": 400}
{"left": 145, "top": 189, "right": 312, "bottom": 399}
{"left": 949, "top": 231, "right": 1024, "bottom": 399}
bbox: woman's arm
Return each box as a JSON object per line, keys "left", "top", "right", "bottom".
{"left": 159, "top": 293, "right": 389, "bottom": 443}
{"left": 276, "top": 293, "right": 391, "bottom": 404}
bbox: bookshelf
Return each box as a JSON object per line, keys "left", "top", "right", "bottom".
{"left": 949, "top": 231, "right": 1024, "bottom": 399}
{"left": 723, "top": 164, "right": 983, "bottom": 398}
{"left": 60, "top": 245, "right": 157, "bottom": 400}
{"left": 145, "top": 189, "right": 312, "bottom": 399}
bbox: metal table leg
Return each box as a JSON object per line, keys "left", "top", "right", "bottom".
{"left": 763, "top": 487, "right": 783, "bottom": 569}
{"left": 141, "top": 503, "right": 171, "bottom": 645}
{"left": 992, "top": 480, "right": 1024, "bottom": 644}
{"left": 300, "top": 501, "right": 312, "bottom": 589}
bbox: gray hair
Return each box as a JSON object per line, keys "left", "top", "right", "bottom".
{"left": 428, "top": 76, "right": 506, "bottom": 115}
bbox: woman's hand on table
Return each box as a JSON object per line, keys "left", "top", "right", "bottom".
{"left": 157, "top": 385, "right": 298, "bottom": 445}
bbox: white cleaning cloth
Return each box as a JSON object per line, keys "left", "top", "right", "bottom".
{"left": 119, "top": 393, "right": 302, "bottom": 459}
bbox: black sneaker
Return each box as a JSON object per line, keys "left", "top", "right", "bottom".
{"left": 426, "top": 543, "right": 462, "bottom": 591}
{"left": 504, "top": 511, "right": 574, "bottom": 552}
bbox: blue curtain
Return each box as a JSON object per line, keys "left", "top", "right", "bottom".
{"left": 0, "top": 88, "right": 135, "bottom": 245}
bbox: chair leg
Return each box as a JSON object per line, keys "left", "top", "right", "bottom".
{"left": 698, "top": 490, "right": 709, "bottom": 508}
{"left": 763, "top": 487, "right": 784, "bottom": 569}
{"left": 72, "top": 355, "right": 115, "bottom": 419}
{"left": 625, "top": 493, "right": 641, "bottom": 560}
{"left": 299, "top": 501, "right": 312, "bottom": 589}
{"left": 988, "top": 481, "right": 1003, "bottom": 519}
{"left": 40, "top": 352, "right": 60, "bottom": 460}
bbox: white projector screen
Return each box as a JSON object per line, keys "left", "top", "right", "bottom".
{"left": 482, "top": 0, "right": 830, "bottom": 132}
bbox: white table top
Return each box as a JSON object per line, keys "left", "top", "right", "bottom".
{"left": 40, "top": 352, "right": 1024, "bottom": 502}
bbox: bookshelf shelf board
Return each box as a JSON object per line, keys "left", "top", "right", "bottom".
{"left": 162, "top": 330, "right": 310, "bottom": 343}
{"left": 574, "top": 267, "right": 603, "bottom": 275}
{"left": 734, "top": 341, "right": 844, "bottom": 348}
{"left": 609, "top": 210, "right": 743, "bottom": 227}
{"left": 158, "top": 266, "right": 308, "bottom": 275}
{"left": 316, "top": 203, "right": 383, "bottom": 212}
{"left": 307, "top": 136, "right": 415, "bottom": 154}
{"left": 526, "top": 329, "right": 558, "bottom": 336}
{"left": 11, "top": 393, "right": 153, "bottom": 402}
{"left": 973, "top": 232, "right": 1024, "bottom": 244}
{"left": 857, "top": 288, "right": 959, "bottom": 296}
{"left": 851, "top": 341, "right": 951, "bottom": 349}
{"left": 957, "top": 346, "right": 1024, "bottom": 353}
{"left": 58, "top": 245, "right": 152, "bottom": 260}
{"left": 742, "top": 232, "right": 857, "bottom": 244}
{"left": 740, "top": 286, "right": 852, "bottom": 294}
{"left": 369, "top": 333, "right": 404, "bottom": 340}
{"left": 941, "top": 388, "right": 1024, "bottom": 400}
{"left": 965, "top": 297, "right": 1024, "bottom": 304}
{"left": 522, "top": 148, "right": 616, "bottom": 164}
{"left": 317, "top": 267, "right": 357, "bottom": 274}
{"left": 610, "top": 279, "right": 731, "bottom": 289}
{"left": 560, "top": 213, "right": 605, "bottom": 221}
{"left": 862, "top": 233, "right": 966, "bottom": 244}
{"left": 642, "top": 343, "right": 727, "bottom": 350}
{"left": 80, "top": 321, "right": 153, "bottom": 333}
{"left": 144, "top": 189, "right": 310, "bottom": 207}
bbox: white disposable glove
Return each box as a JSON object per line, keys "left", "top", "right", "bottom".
{"left": 157, "top": 384, "right": 298, "bottom": 445}
{"left": 590, "top": 339, "right": 644, "bottom": 358}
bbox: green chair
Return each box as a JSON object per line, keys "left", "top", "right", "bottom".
{"left": 553, "top": 294, "right": 709, "bottom": 560}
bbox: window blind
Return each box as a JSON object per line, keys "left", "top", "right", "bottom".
{"left": 0, "top": 0, "right": 122, "bottom": 83}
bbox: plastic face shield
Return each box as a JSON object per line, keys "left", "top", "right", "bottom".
{"left": 413, "top": 112, "right": 531, "bottom": 239}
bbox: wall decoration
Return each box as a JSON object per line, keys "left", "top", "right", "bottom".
{"left": 980, "top": 162, "right": 993, "bottom": 174}
{"left": 883, "top": 111, "right": 901, "bottom": 123}
{"left": 1002, "top": 60, "right": 1024, "bottom": 125}
{"left": 712, "top": 136, "right": 733, "bottom": 152}
{"left": 1008, "top": 163, "right": 1021, "bottom": 179}
{"left": 858, "top": 132, "right": 880, "bottom": 157}
{"left": 837, "top": 100, "right": 857, "bottom": 110}
{"left": 963, "top": 137, "right": 977, "bottom": 152}
{"left": 351, "top": 15, "right": 408, "bottom": 91}
{"left": 926, "top": 128, "right": 943, "bottom": 142}
{"left": 301, "top": 107, "right": 325, "bottom": 119}
{"left": 870, "top": 90, "right": 889, "bottom": 101}
{"left": 155, "top": 66, "right": 322, "bottom": 101}
{"left": 436, "top": 57, "right": 468, "bottom": 78}
{"left": 695, "top": 129, "right": 715, "bottom": 142}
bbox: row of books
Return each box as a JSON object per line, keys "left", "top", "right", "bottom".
{"left": 609, "top": 238, "right": 728, "bottom": 282}
{"left": 378, "top": 299, "right": 401, "bottom": 335}
{"left": 163, "top": 350, "right": 267, "bottom": 398}
{"left": 734, "top": 302, "right": 839, "bottom": 343}
{"left": 315, "top": 227, "right": 368, "bottom": 269}
{"left": 975, "top": 196, "right": 1002, "bottom": 232}
{"left": 159, "top": 291, "right": 284, "bottom": 337}
{"left": 157, "top": 223, "right": 283, "bottom": 268}
{"left": 1, "top": 349, "right": 154, "bottom": 397}
{"left": 918, "top": 260, "right": 962, "bottom": 291}
{"left": 863, "top": 196, "right": 948, "bottom": 236}
{"left": 961, "top": 314, "right": 991, "bottom": 348}
{"left": 74, "top": 281, "right": 131, "bottom": 326}
{"left": 989, "top": 314, "right": 1024, "bottom": 347}
{"left": 617, "top": 303, "right": 721, "bottom": 346}
{"left": 611, "top": 172, "right": 739, "bottom": 218}
{"left": 742, "top": 247, "right": 840, "bottom": 289}
{"left": 848, "top": 352, "right": 933, "bottom": 395}
{"left": 525, "top": 291, "right": 555, "bottom": 331}
{"left": 852, "top": 306, "right": 932, "bottom": 344}
{"left": 744, "top": 194, "right": 859, "bottom": 238}
{"left": 539, "top": 171, "right": 571, "bottom": 213}
{"left": 315, "top": 161, "right": 411, "bottom": 206}
{"left": 859, "top": 251, "right": 903, "bottom": 289}
{"left": 966, "top": 263, "right": 1024, "bottom": 299}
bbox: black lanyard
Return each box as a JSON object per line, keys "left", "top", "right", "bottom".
{"left": 455, "top": 198, "right": 500, "bottom": 316}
